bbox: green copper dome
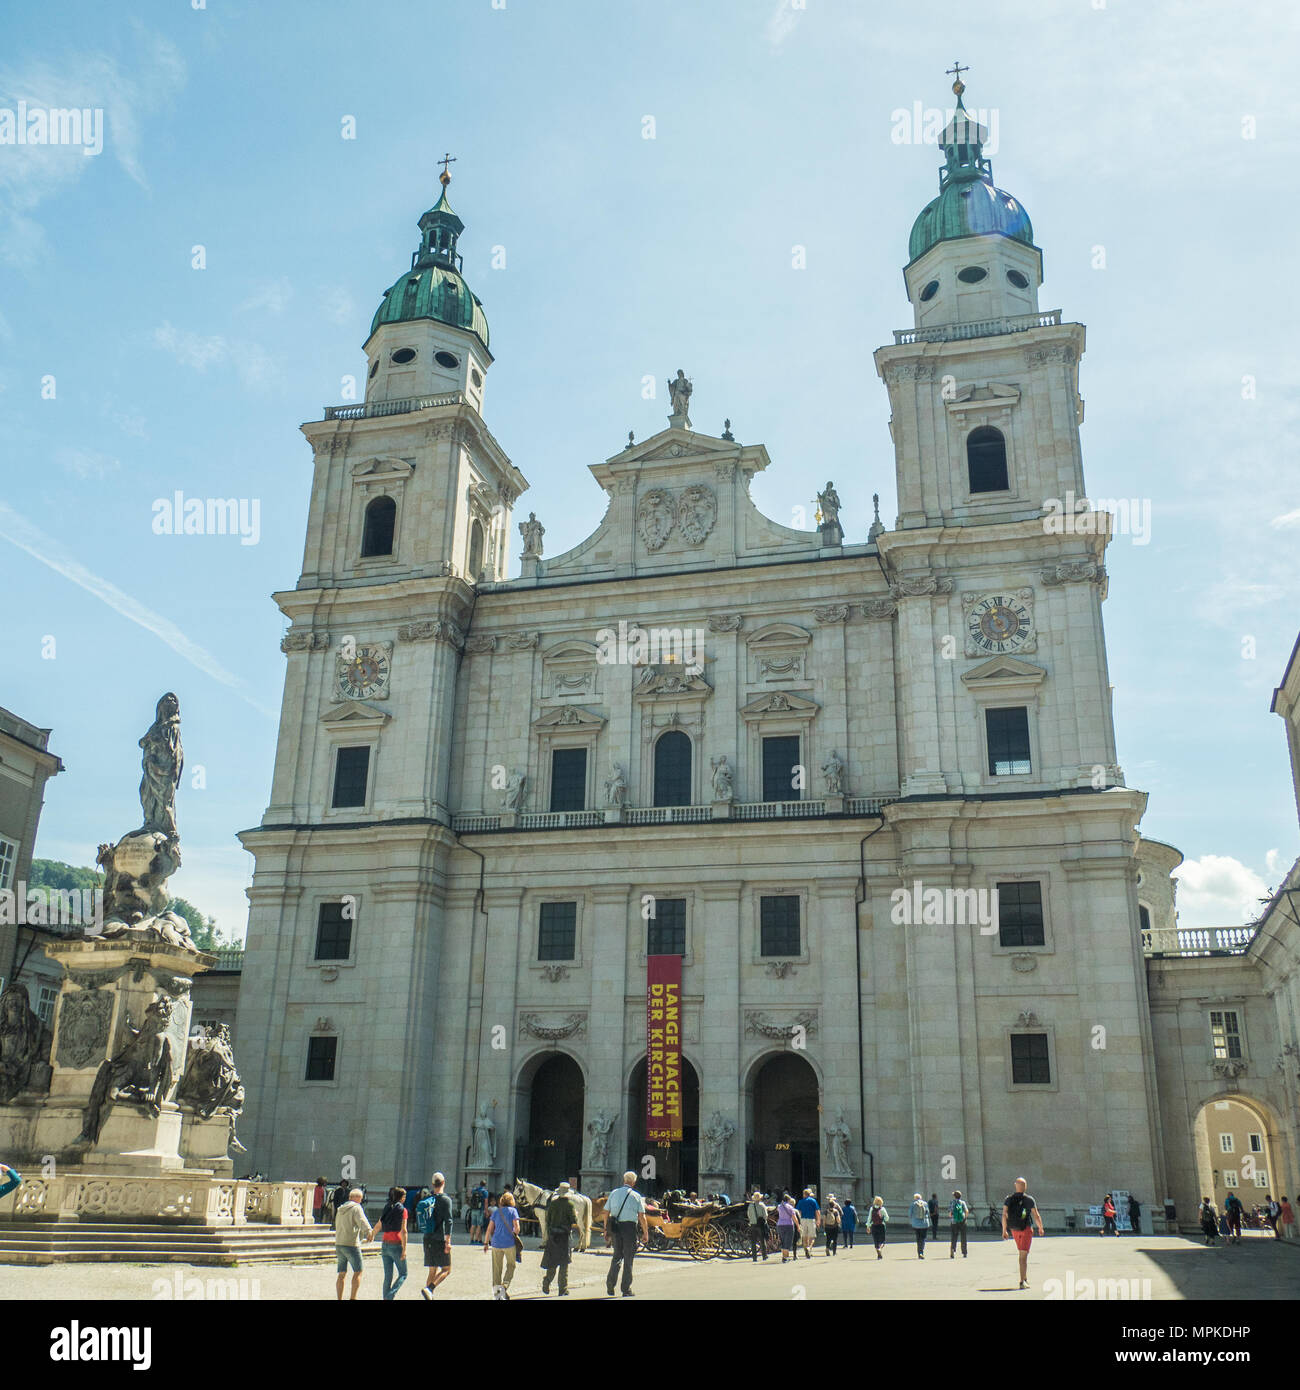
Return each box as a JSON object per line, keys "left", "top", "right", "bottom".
{"left": 369, "top": 178, "right": 489, "bottom": 348}
{"left": 907, "top": 86, "right": 1034, "bottom": 265}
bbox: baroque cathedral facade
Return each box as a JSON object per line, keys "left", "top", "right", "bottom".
{"left": 236, "top": 87, "right": 1175, "bottom": 1218}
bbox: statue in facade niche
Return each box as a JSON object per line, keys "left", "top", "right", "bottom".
{"left": 77, "top": 996, "right": 177, "bottom": 1146}
{"left": 710, "top": 754, "right": 734, "bottom": 802}
{"left": 519, "top": 512, "right": 544, "bottom": 558}
{"left": 667, "top": 368, "right": 693, "bottom": 427}
{"left": 502, "top": 769, "right": 527, "bottom": 811}
{"left": 0, "top": 982, "right": 53, "bottom": 1104}
{"left": 470, "top": 1102, "right": 496, "bottom": 1166}
{"left": 701, "top": 1112, "right": 735, "bottom": 1172}
{"left": 826, "top": 1111, "right": 852, "bottom": 1174}
{"left": 821, "top": 750, "right": 845, "bottom": 797}
{"left": 603, "top": 762, "right": 627, "bottom": 808}
{"left": 586, "top": 1108, "right": 614, "bottom": 1167}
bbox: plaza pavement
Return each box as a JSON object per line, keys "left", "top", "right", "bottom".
{"left": 1, "top": 1229, "right": 1297, "bottom": 1301}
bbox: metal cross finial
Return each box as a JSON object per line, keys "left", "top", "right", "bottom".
{"left": 946, "top": 60, "right": 969, "bottom": 97}
{"left": 438, "top": 152, "right": 458, "bottom": 185}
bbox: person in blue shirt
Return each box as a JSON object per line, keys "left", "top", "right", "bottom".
{"left": 841, "top": 1198, "right": 858, "bottom": 1249}
{"left": 0, "top": 1164, "right": 20, "bottom": 1201}
{"left": 909, "top": 1192, "right": 930, "bottom": 1258}
{"left": 795, "top": 1189, "right": 820, "bottom": 1259}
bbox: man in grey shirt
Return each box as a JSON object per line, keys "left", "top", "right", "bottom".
{"left": 334, "top": 1187, "right": 373, "bottom": 1300}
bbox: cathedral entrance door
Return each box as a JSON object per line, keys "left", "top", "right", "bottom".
{"left": 627, "top": 1055, "right": 700, "bottom": 1197}
{"left": 750, "top": 1053, "right": 820, "bottom": 1196}
{"left": 518, "top": 1053, "right": 584, "bottom": 1189}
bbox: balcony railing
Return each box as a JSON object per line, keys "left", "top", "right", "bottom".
{"left": 209, "top": 946, "right": 246, "bottom": 971}
{"left": 1141, "top": 925, "right": 1256, "bottom": 958}
{"left": 892, "top": 309, "right": 1062, "bottom": 346}
{"left": 323, "top": 391, "right": 465, "bottom": 421}
{"left": 450, "top": 795, "right": 896, "bottom": 832}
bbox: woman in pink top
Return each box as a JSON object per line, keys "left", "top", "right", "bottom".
{"left": 775, "top": 1192, "right": 799, "bottom": 1262}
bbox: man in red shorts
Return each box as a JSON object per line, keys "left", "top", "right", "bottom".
{"left": 1002, "top": 1176, "right": 1045, "bottom": 1290}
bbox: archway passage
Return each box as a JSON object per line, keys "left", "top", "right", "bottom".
{"left": 748, "top": 1052, "right": 820, "bottom": 1197}
{"left": 1193, "top": 1096, "right": 1279, "bottom": 1222}
{"left": 627, "top": 1056, "right": 700, "bottom": 1197}
{"left": 515, "top": 1053, "right": 584, "bottom": 1189}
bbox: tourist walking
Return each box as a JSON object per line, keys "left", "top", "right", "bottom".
{"left": 1002, "top": 1177, "right": 1045, "bottom": 1290}
{"left": 469, "top": 1179, "right": 488, "bottom": 1243}
{"left": 1199, "top": 1196, "right": 1219, "bottom": 1245}
{"left": 540, "top": 1181, "right": 577, "bottom": 1295}
{"left": 603, "top": 1171, "right": 648, "bottom": 1297}
{"left": 841, "top": 1199, "right": 858, "bottom": 1249}
{"left": 484, "top": 1191, "right": 520, "bottom": 1301}
{"left": 1224, "top": 1190, "right": 1243, "bottom": 1243}
{"left": 418, "top": 1173, "right": 454, "bottom": 1299}
{"left": 377, "top": 1187, "right": 409, "bottom": 1300}
{"left": 949, "top": 1190, "right": 969, "bottom": 1258}
{"left": 1102, "top": 1193, "right": 1117, "bottom": 1237}
{"left": 823, "top": 1193, "right": 843, "bottom": 1255}
{"left": 333, "top": 1187, "right": 373, "bottom": 1300}
{"left": 776, "top": 1191, "right": 799, "bottom": 1262}
{"left": 331, "top": 1177, "right": 351, "bottom": 1230}
{"left": 868, "top": 1196, "right": 889, "bottom": 1258}
{"left": 795, "top": 1187, "right": 820, "bottom": 1259}
{"left": 909, "top": 1194, "right": 929, "bottom": 1257}
{"left": 0, "top": 1163, "right": 21, "bottom": 1201}
{"left": 1266, "top": 1195, "right": 1281, "bottom": 1237}
{"left": 747, "top": 1189, "right": 770, "bottom": 1262}
{"left": 1278, "top": 1197, "right": 1295, "bottom": 1241}
{"left": 312, "top": 1176, "right": 328, "bottom": 1225}
{"left": 928, "top": 1193, "right": 940, "bottom": 1240}
{"left": 1127, "top": 1194, "right": 1142, "bottom": 1234}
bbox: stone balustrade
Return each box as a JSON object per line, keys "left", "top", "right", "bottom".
{"left": 1141, "top": 925, "right": 1256, "bottom": 957}
{"left": 893, "top": 309, "right": 1062, "bottom": 345}
{"left": 1, "top": 1173, "right": 315, "bottom": 1227}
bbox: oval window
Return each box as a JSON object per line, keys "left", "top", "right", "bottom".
{"left": 919, "top": 280, "right": 940, "bottom": 303}
{"left": 470, "top": 368, "right": 483, "bottom": 388}
{"left": 1007, "top": 269, "right": 1030, "bottom": 289}
{"left": 435, "top": 350, "right": 460, "bottom": 369}
{"left": 390, "top": 347, "right": 416, "bottom": 365}
{"left": 957, "top": 266, "right": 987, "bottom": 284}
{"left": 368, "top": 359, "right": 379, "bottom": 379}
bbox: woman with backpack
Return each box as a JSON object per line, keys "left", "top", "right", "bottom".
{"left": 378, "top": 1187, "right": 410, "bottom": 1300}
{"left": 841, "top": 1198, "right": 858, "bottom": 1249}
{"left": 909, "top": 1193, "right": 929, "bottom": 1258}
{"left": 868, "top": 1196, "right": 889, "bottom": 1258}
{"left": 823, "top": 1193, "right": 843, "bottom": 1255}
{"left": 1198, "top": 1196, "right": 1219, "bottom": 1246}
{"left": 949, "top": 1190, "right": 970, "bottom": 1258}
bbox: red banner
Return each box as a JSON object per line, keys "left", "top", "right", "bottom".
{"left": 646, "top": 955, "right": 683, "bottom": 1142}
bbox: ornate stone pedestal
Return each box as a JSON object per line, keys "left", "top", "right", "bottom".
{"left": 710, "top": 799, "right": 732, "bottom": 820}
{"left": 463, "top": 1167, "right": 501, "bottom": 1203}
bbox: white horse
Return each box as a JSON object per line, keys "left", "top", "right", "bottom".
{"left": 514, "top": 1178, "right": 592, "bottom": 1253}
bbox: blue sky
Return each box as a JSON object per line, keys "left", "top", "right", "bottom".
{"left": 1, "top": 0, "right": 1296, "bottom": 937}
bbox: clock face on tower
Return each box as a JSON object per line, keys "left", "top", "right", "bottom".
{"left": 962, "top": 591, "right": 1036, "bottom": 657}
{"left": 337, "top": 642, "right": 392, "bottom": 700}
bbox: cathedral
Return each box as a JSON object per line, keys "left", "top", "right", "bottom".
{"left": 234, "top": 81, "right": 1295, "bottom": 1226}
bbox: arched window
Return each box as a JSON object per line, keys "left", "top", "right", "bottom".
{"left": 468, "top": 519, "right": 485, "bottom": 579}
{"left": 653, "top": 730, "right": 692, "bottom": 807}
{"left": 361, "top": 495, "right": 396, "bottom": 557}
{"left": 967, "top": 427, "right": 1008, "bottom": 493}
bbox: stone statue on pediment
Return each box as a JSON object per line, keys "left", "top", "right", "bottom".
{"left": 667, "top": 369, "right": 693, "bottom": 428}
{"left": 519, "top": 512, "right": 544, "bottom": 558}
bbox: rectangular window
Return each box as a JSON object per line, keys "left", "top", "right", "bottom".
{"left": 1209, "top": 1010, "right": 1242, "bottom": 1060}
{"left": 0, "top": 835, "right": 17, "bottom": 890}
{"left": 332, "top": 746, "right": 370, "bottom": 808}
{"left": 986, "top": 708, "right": 1031, "bottom": 776}
{"left": 305, "top": 1036, "right": 337, "bottom": 1081}
{"left": 1222, "top": 1170, "right": 1238, "bottom": 1189}
{"left": 1254, "top": 1170, "right": 1268, "bottom": 1188}
{"left": 314, "top": 902, "right": 353, "bottom": 961}
{"left": 1219, "top": 1133, "right": 1234, "bottom": 1154}
{"left": 1138, "top": 905, "right": 1151, "bottom": 933}
{"left": 538, "top": 901, "right": 577, "bottom": 961}
{"left": 36, "top": 985, "right": 58, "bottom": 1026}
{"left": 759, "top": 895, "right": 801, "bottom": 957}
{"left": 647, "top": 897, "right": 686, "bottom": 956}
{"left": 761, "top": 736, "right": 801, "bottom": 802}
{"left": 549, "top": 748, "right": 587, "bottom": 812}
{"left": 1249, "top": 1134, "right": 1263, "bottom": 1153}
{"left": 1010, "top": 1032, "right": 1051, "bottom": 1084}
{"left": 996, "top": 881, "right": 1044, "bottom": 948}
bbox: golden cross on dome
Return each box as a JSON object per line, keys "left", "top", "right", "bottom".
{"left": 946, "top": 60, "right": 969, "bottom": 95}
{"left": 438, "top": 151, "right": 457, "bottom": 185}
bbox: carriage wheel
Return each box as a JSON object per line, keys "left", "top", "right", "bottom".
{"left": 726, "top": 1225, "right": 751, "bottom": 1258}
{"left": 689, "top": 1224, "right": 723, "bottom": 1261}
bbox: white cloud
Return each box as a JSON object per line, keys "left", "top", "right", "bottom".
{"left": 765, "top": 0, "right": 804, "bottom": 49}
{"left": 236, "top": 278, "right": 293, "bottom": 315}
{"left": 56, "top": 446, "right": 119, "bottom": 479}
{"left": 0, "top": 501, "right": 275, "bottom": 718}
{"left": 321, "top": 286, "right": 356, "bottom": 326}
{"left": 152, "top": 321, "right": 282, "bottom": 393}
{"left": 1270, "top": 509, "right": 1300, "bottom": 529}
{"left": 1265, "top": 848, "right": 1282, "bottom": 875}
{"left": 1174, "top": 854, "right": 1269, "bottom": 929}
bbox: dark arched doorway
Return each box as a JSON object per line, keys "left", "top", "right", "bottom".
{"left": 748, "top": 1053, "right": 820, "bottom": 1197}
{"left": 514, "top": 1053, "right": 584, "bottom": 1188}
{"left": 627, "top": 1056, "right": 700, "bottom": 1197}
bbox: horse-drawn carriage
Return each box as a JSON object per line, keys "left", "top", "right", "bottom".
{"left": 590, "top": 1192, "right": 757, "bottom": 1260}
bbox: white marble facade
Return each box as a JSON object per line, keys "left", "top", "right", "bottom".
{"left": 236, "top": 139, "right": 1173, "bottom": 1220}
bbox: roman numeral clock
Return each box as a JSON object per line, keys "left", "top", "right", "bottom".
{"left": 337, "top": 642, "right": 393, "bottom": 700}
{"left": 961, "top": 590, "right": 1036, "bottom": 657}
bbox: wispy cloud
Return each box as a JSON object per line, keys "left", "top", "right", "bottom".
{"left": 320, "top": 285, "right": 356, "bottom": 326}
{"left": 56, "top": 445, "right": 119, "bottom": 479}
{"left": 0, "top": 501, "right": 275, "bottom": 718}
{"left": 1270, "top": 508, "right": 1300, "bottom": 529}
{"left": 236, "top": 277, "right": 293, "bottom": 315}
{"left": 765, "top": 0, "right": 804, "bottom": 49}
{"left": 152, "top": 320, "right": 282, "bottom": 392}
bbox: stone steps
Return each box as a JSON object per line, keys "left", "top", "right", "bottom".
{"left": 0, "top": 1220, "right": 338, "bottom": 1266}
